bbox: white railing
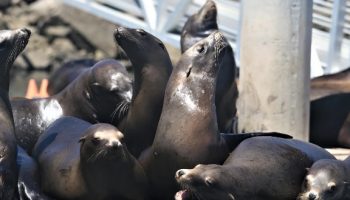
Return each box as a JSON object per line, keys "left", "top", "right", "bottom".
{"left": 63, "top": 0, "right": 350, "bottom": 77}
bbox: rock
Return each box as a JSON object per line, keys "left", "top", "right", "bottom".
{"left": 59, "top": 4, "right": 118, "bottom": 57}
{"left": 52, "top": 38, "right": 76, "bottom": 52}
{"left": 45, "top": 26, "right": 70, "bottom": 38}
{"left": 94, "top": 50, "right": 105, "bottom": 60}
{"left": 26, "top": 48, "right": 53, "bottom": 69}
{"left": 29, "top": 0, "right": 62, "bottom": 17}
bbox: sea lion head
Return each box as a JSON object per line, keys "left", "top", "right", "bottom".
{"left": 0, "top": 28, "right": 30, "bottom": 90}
{"left": 175, "top": 164, "right": 236, "bottom": 200}
{"left": 181, "top": 0, "right": 218, "bottom": 52}
{"left": 114, "top": 27, "right": 169, "bottom": 66}
{"left": 79, "top": 124, "right": 126, "bottom": 162}
{"left": 0, "top": 28, "right": 31, "bottom": 67}
{"left": 188, "top": 0, "right": 217, "bottom": 34}
{"left": 298, "top": 159, "right": 350, "bottom": 200}
{"left": 179, "top": 31, "right": 228, "bottom": 81}
{"left": 85, "top": 59, "right": 132, "bottom": 124}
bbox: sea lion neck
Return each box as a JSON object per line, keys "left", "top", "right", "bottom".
{"left": 0, "top": 29, "right": 30, "bottom": 90}
{"left": 57, "top": 70, "right": 98, "bottom": 123}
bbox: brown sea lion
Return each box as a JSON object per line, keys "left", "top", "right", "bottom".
{"left": 114, "top": 27, "right": 173, "bottom": 157}
{"left": 181, "top": 0, "right": 238, "bottom": 132}
{"left": 0, "top": 28, "right": 30, "bottom": 199}
{"left": 16, "top": 146, "right": 52, "bottom": 200}
{"left": 32, "top": 116, "right": 148, "bottom": 200}
{"left": 175, "top": 137, "right": 335, "bottom": 200}
{"left": 298, "top": 156, "right": 350, "bottom": 200}
{"left": 310, "top": 93, "right": 350, "bottom": 148}
{"left": 47, "top": 59, "right": 97, "bottom": 95}
{"left": 12, "top": 59, "right": 132, "bottom": 152}
{"left": 139, "top": 31, "right": 291, "bottom": 199}
{"left": 309, "top": 67, "right": 350, "bottom": 148}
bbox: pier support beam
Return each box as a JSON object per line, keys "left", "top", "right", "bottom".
{"left": 238, "top": 0, "right": 312, "bottom": 141}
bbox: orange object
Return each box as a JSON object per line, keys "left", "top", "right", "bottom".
{"left": 39, "top": 79, "right": 49, "bottom": 98}
{"left": 25, "top": 79, "right": 49, "bottom": 99}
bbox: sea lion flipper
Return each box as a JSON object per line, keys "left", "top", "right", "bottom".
{"left": 17, "top": 146, "right": 52, "bottom": 200}
{"left": 221, "top": 132, "right": 293, "bottom": 151}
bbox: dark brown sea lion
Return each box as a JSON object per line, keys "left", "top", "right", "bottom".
{"left": 175, "top": 137, "right": 335, "bottom": 200}
{"left": 311, "top": 67, "right": 350, "bottom": 101}
{"left": 309, "top": 68, "right": 350, "bottom": 148}
{"left": 12, "top": 59, "right": 132, "bottom": 152}
{"left": 114, "top": 27, "right": 172, "bottom": 157}
{"left": 32, "top": 116, "right": 148, "bottom": 200}
{"left": 298, "top": 156, "right": 350, "bottom": 200}
{"left": 181, "top": 0, "right": 237, "bottom": 132}
{"left": 47, "top": 59, "right": 97, "bottom": 95}
{"left": 0, "top": 28, "right": 30, "bottom": 200}
{"left": 180, "top": 0, "right": 218, "bottom": 52}
{"left": 139, "top": 31, "right": 291, "bottom": 200}
{"left": 310, "top": 93, "right": 350, "bottom": 148}
{"left": 16, "top": 146, "right": 51, "bottom": 200}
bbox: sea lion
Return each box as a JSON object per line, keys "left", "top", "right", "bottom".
{"left": 0, "top": 28, "right": 30, "bottom": 199}
{"left": 308, "top": 67, "right": 350, "bottom": 148}
{"left": 32, "top": 116, "right": 148, "bottom": 200}
{"left": 180, "top": 0, "right": 218, "bottom": 52}
{"left": 298, "top": 156, "right": 350, "bottom": 200}
{"left": 47, "top": 59, "right": 97, "bottom": 95}
{"left": 310, "top": 93, "right": 350, "bottom": 148}
{"left": 16, "top": 146, "right": 51, "bottom": 200}
{"left": 114, "top": 27, "right": 172, "bottom": 157}
{"left": 181, "top": 0, "right": 237, "bottom": 132}
{"left": 139, "top": 31, "right": 291, "bottom": 199}
{"left": 310, "top": 67, "right": 350, "bottom": 101}
{"left": 12, "top": 59, "right": 132, "bottom": 152}
{"left": 175, "top": 136, "right": 335, "bottom": 200}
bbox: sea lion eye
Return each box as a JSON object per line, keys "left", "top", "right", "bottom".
{"left": 136, "top": 29, "right": 147, "bottom": 36}
{"left": 159, "top": 42, "right": 165, "bottom": 50}
{"left": 196, "top": 45, "right": 206, "bottom": 54}
{"left": 91, "top": 138, "right": 100, "bottom": 146}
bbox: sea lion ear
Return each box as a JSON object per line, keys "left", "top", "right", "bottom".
{"left": 79, "top": 136, "right": 86, "bottom": 143}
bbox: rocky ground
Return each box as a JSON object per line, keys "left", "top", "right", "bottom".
{"left": 0, "top": 0, "right": 128, "bottom": 97}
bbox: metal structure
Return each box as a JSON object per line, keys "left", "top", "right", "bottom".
{"left": 63, "top": 0, "right": 350, "bottom": 77}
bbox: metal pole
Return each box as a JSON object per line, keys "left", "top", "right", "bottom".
{"left": 238, "top": 0, "right": 312, "bottom": 141}
{"left": 326, "top": 0, "right": 346, "bottom": 74}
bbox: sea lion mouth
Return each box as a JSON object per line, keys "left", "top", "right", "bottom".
{"left": 214, "top": 32, "right": 228, "bottom": 65}
{"left": 175, "top": 189, "right": 197, "bottom": 200}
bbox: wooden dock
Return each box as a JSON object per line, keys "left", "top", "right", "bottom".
{"left": 326, "top": 148, "right": 350, "bottom": 160}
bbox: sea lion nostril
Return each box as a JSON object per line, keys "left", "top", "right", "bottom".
{"left": 110, "top": 141, "right": 122, "bottom": 149}
{"left": 20, "top": 28, "right": 31, "bottom": 36}
{"left": 176, "top": 170, "right": 185, "bottom": 178}
{"left": 114, "top": 27, "right": 124, "bottom": 38}
{"left": 308, "top": 193, "right": 316, "bottom": 200}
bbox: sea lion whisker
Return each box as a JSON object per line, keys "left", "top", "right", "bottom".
{"left": 119, "top": 101, "right": 129, "bottom": 119}
{"left": 88, "top": 148, "right": 105, "bottom": 162}
{"left": 110, "top": 102, "right": 124, "bottom": 123}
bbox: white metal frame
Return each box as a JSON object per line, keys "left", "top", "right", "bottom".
{"left": 63, "top": 0, "right": 350, "bottom": 77}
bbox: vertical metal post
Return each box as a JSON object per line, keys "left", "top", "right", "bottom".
{"left": 238, "top": 0, "right": 312, "bottom": 141}
{"left": 326, "top": 0, "right": 346, "bottom": 73}
{"left": 158, "top": 0, "right": 192, "bottom": 32}
{"left": 139, "top": 0, "right": 158, "bottom": 30}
